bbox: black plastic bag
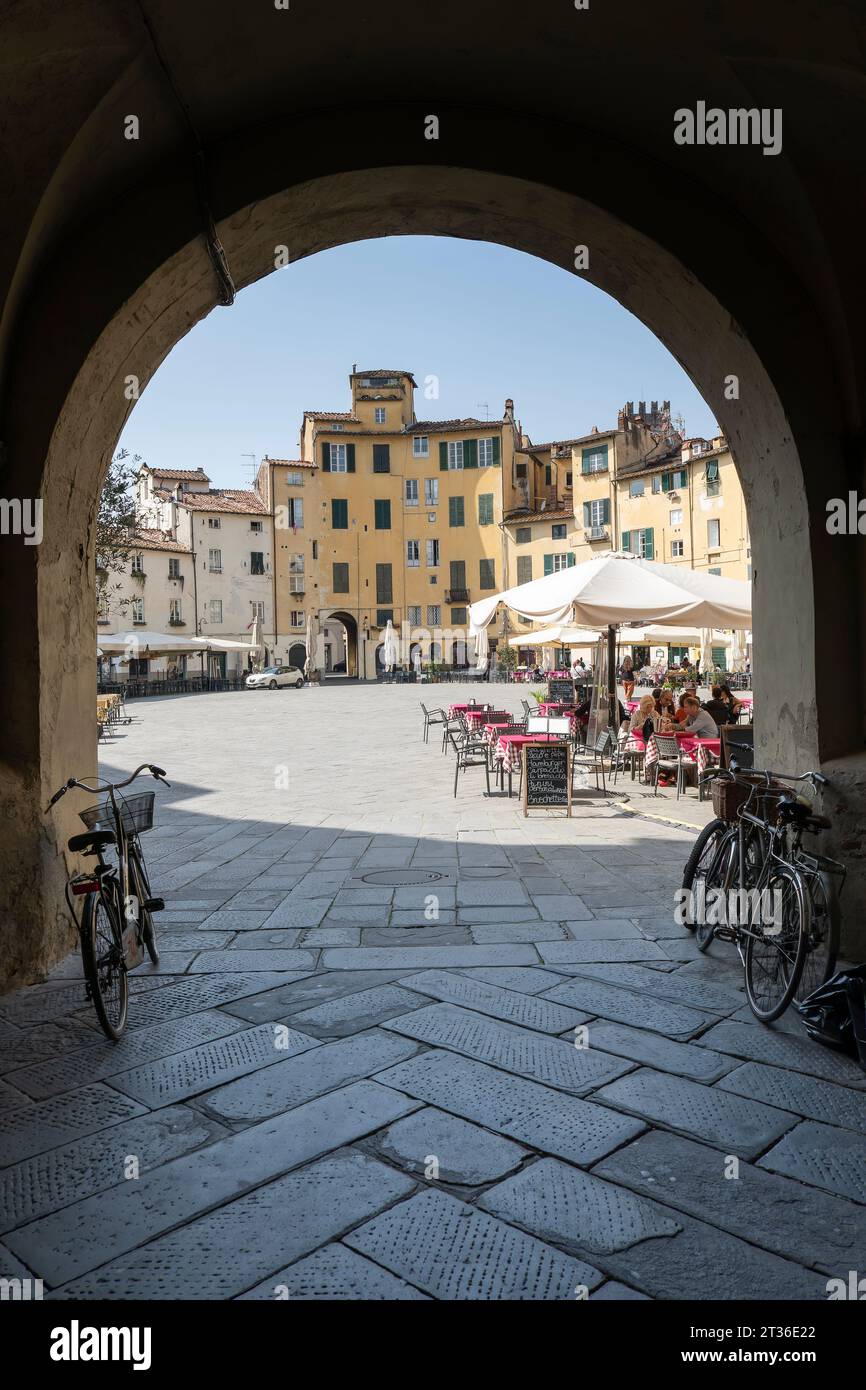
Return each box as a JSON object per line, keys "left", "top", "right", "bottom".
{"left": 796, "top": 964, "right": 866, "bottom": 1070}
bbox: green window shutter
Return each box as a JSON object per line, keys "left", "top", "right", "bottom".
{"left": 463, "top": 439, "right": 478, "bottom": 469}
{"left": 321, "top": 442, "right": 330, "bottom": 472}
{"left": 491, "top": 436, "right": 501, "bottom": 465}
{"left": 373, "top": 444, "right": 390, "bottom": 473}
{"left": 581, "top": 454, "right": 590, "bottom": 475}
{"left": 621, "top": 530, "right": 630, "bottom": 551}
{"left": 643, "top": 526, "right": 654, "bottom": 560}
{"left": 346, "top": 443, "right": 355, "bottom": 473}
{"left": 601, "top": 498, "right": 611, "bottom": 524}
{"left": 331, "top": 499, "right": 347, "bottom": 529}
{"left": 479, "top": 558, "right": 495, "bottom": 589}
{"left": 706, "top": 460, "right": 719, "bottom": 482}
{"left": 545, "top": 465, "right": 552, "bottom": 485}
{"left": 543, "top": 553, "right": 553, "bottom": 575}
{"left": 582, "top": 502, "right": 591, "bottom": 527}
{"left": 448, "top": 496, "right": 464, "bottom": 527}
{"left": 439, "top": 441, "right": 448, "bottom": 471}
{"left": 479, "top": 493, "right": 493, "bottom": 525}
{"left": 661, "top": 471, "right": 671, "bottom": 492}
{"left": 374, "top": 499, "right": 391, "bottom": 530}
{"left": 567, "top": 552, "right": 576, "bottom": 567}
{"left": 376, "top": 563, "right": 393, "bottom": 603}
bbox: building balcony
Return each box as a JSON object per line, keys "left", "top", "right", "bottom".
{"left": 584, "top": 526, "right": 610, "bottom": 543}
{"left": 445, "top": 588, "right": 470, "bottom": 603}
{"left": 168, "top": 618, "right": 186, "bottom": 627}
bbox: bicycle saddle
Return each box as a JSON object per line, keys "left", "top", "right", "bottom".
{"left": 68, "top": 829, "right": 115, "bottom": 854}
{"left": 776, "top": 797, "right": 831, "bottom": 831}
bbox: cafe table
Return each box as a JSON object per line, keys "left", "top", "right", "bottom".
{"left": 637, "top": 731, "right": 721, "bottom": 783}
{"left": 493, "top": 732, "right": 565, "bottom": 795}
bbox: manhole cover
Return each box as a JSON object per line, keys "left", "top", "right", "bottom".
{"left": 361, "top": 870, "right": 445, "bottom": 886}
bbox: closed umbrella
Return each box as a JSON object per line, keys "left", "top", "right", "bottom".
{"left": 382, "top": 619, "right": 398, "bottom": 673}
{"left": 304, "top": 611, "right": 320, "bottom": 681}
{"left": 474, "top": 623, "right": 489, "bottom": 672}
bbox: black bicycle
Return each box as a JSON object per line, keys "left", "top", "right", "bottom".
{"left": 46, "top": 763, "right": 169, "bottom": 1039}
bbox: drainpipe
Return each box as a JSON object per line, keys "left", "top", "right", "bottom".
{"left": 269, "top": 458, "right": 278, "bottom": 660}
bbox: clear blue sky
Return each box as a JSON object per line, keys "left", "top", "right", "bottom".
{"left": 119, "top": 236, "right": 718, "bottom": 489}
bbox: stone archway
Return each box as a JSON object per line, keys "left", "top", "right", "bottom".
{"left": 1, "top": 10, "right": 865, "bottom": 984}
{"left": 322, "top": 611, "right": 359, "bottom": 680}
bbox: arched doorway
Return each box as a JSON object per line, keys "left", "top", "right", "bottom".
{"left": 287, "top": 643, "right": 306, "bottom": 672}
{"left": 1, "top": 9, "right": 864, "bottom": 981}
{"left": 322, "top": 611, "right": 359, "bottom": 679}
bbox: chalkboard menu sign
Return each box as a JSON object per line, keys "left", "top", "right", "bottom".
{"left": 522, "top": 741, "right": 572, "bottom": 816}
{"left": 547, "top": 677, "right": 575, "bottom": 706}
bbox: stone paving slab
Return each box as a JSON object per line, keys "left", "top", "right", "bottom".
{"left": 758, "top": 1121, "right": 866, "bottom": 1204}
{"left": 557, "top": 962, "right": 744, "bottom": 1013}
{"left": 186, "top": 950, "right": 317, "bottom": 973}
{"left": 8, "top": 1080, "right": 420, "bottom": 1285}
{"left": 461, "top": 966, "right": 567, "bottom": 993}
{"left": 222, "top": 930, "right": 304, "bottom": 949}
{"left": 0, "top": 1078, "right": 31, "bottom": 1114}
{"left": 52, "top": 1150, "right": 416, "bottom": 1300}
{"left": 362, "top": 923, "right": 467, "bottom": 945}
{"left": 716, "top": 1061, "right": 866, "bottom": 1136}
{"left": 321, "top": 946, "right": 539, "bottom": 970}
{"left": 580, "top": 1021, "right": 739, "bottom": 1084}
{"left": 6, "top": 1010, "right": 248, "bottom": 1100}
{"left": 196, "top": 1029, "right": 422, "bottom": 1126}
{"left": 469, "top": 923, "right": 568, "bottom": 943}
{"left": 384, "top": 1003, "right": 631, "bottom": 1096}
{"left": 298, "top": 926, "right": 361, "bottom": 946}
{"left": 0, "top": 1106, "right": 225, "bottom": 1233}
{"left": 287, "top": 985, "right": 431, "bottom": 1039}
{"left": 106, "top": 1022, "right": 319, "bottom": 1107}
{"left": 537, "top": 939, "right": 669, "bottom": 965}
{"left": 478, "top": 1157, "right": 826, "bottom": 1299}
{"left": 592, "top": 1067, "right": 798, "bottom": 1160}
{"left": 368, "top": 1106, "right": 528, "bottom": 1185}
{"left": 0, "top": 1084, "right": 148, "bottom": 1167}
{"left": 108, "top": 972, "right": 311, "bottom": 1029}
{"left": 593, "top": 1129, "right": 866, "bottom": 1276}
{"left": 152, "top": 931, "right": 234, "bottom": 951}
{"left": 217, "top": 969, "right": 412, "bottom": 1022}
{"left": 695, "top": 1020, "right": 866, "bottom": 1089}
{"left": 398, "top": 969, "right": 589, "bottom": 1034}
{"left": 0, "top": 982, "right": 100, "bottom": 1028}
{"left": 376, "top": 1049, "right": 645, "bottom": 1166}
{"left": 541, "top": 977, "right": 715, "bottom": 1041}
{"left": 236, "top": 1242, "right": 430, "bottom": 1300}
{"left": 591, "top": 1280, "right": 652, "bottom": 1300}
{"left": 258, "top": 901, "right": 330, "bottom": 930}
{"left": 345, "top": 1186, "right": 601, "bottom": 1300}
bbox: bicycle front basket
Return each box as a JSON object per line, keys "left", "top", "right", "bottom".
{"left": 80, "top": 791, "right": 155, "bottom": 836}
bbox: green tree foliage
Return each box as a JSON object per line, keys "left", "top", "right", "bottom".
{"left": 96, "top": 450, "right": 140, "bottom": 616}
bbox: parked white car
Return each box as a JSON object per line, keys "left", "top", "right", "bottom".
{"left": 245, "top": 665, "right": 304, "bottom": 690}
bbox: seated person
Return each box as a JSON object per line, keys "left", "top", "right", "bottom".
{"left": 718, "top": 683, "right": 743, "bottom": 722}
{"left": 702, "top": 684, "right": 735, "bottom": 726}
{"left": 683, "top": 695, "right": 719, "bottom": 737}
{"left": 634, "top": 694, "right": 659, "bottom": 743}
{"left": 672, "top": 691, "right": 691, "bottom": 724}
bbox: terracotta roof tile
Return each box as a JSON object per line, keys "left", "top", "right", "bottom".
{"left": 304, "top": 411, "right": 361, "bottom": 422}
{"left": 143, "top": 466, "right": 210, "bottom": 481}
{"left": 410, "top": 418, "right": 499, "bottom": 433}
{"left": 504, "top": 507, "right": 575, "bottom": 524}
{"left": 265, "top": 458, "right": 317, "bottom": 470}
{"left": 158, "top": 488, "right": 268, "bottom": 515}
{"left": 132, "top": 528, "right": 192, "bottom": 553}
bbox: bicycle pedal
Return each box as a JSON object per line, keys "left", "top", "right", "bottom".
{"left": 143, "top": 897, "right": 164, "bottom": 913}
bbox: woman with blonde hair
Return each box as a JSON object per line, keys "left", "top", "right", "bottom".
{"left": 635, "top": 693, "right": 660, "bottom": 743}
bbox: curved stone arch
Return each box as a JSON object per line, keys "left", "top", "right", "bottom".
{"left": 0, "top": 157, "right": 855, "bottom": 981}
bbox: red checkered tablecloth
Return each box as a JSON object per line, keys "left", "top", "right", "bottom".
{"left": 640, "top": 733, "right": 721, "bottom": 779}
{"left": 493, "top": 732, "right": 563, "bottom": 774}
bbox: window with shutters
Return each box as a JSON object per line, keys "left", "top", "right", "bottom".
{"left": 329, "top": 443, "right": 348, "bottom": 472}
{"left": 448, "top": 496, "right": 465, "bottom": 527}
{"left": 546, "top": 553, "right": 571, "bottom": 573}
{"left": 208, "top": 548, "right": 222, "bottom": 572}
{"left": 551, "top": 523, "right": 567, "bottom": 540}
{"left": 208, "top": 599, "right": 222, "bottom": 623}
{"left": 407, "top": 539, "right": 420, "bottom": 567}
{"left": 290, "top": 610, "right": 304, "bottom": 627}
{"left": 652, "top": 475, "right": 662, "bottom": 493}
{"left": 373, "top": 444, "right": 390, "bottom": 473}
{"left": 581, "top": 444, "right": 608, "bottom": 474}
{"left": 707, "top": 519, "right": 720, "bottom": 549}
{"left": 427, "top": 605, "right": 441, "bottom": 626}
{"left": 207, "top": 517, "right": 221, "bottom": 529}
{"left": 405, "top": 479, "right": 419, "bottom": 506}
{"left": 426, "top": 538, "right": 439, "bottom": 567}
{"left": 582, "top": 498, "right": 610, "bottom": 528}
{"left": 447, "top": 441, "right": 464, "bottom": 469}
{"left": 425, "top": 478, "right": 438, "bottom": 506}
{"left": 673, "top": 468, "right": 687, "bottom": 489}
{"left": 705, "top": 460, "right": 721, "bottom": 496}
{"left": 132, "top": 596, "right": 145, "bottom": 623}
{"left": 331, "top": 498, "right": 348, "bottom": 529}
{"left": 622, "top": 528, "right": 654, "bottom": 559}
{"left": 479, "top": 558, "right": 495, "bottom": 590}
{"left": 168, "top": 557, "right": 180, "bottom": 578}
{"left": 515, "top": 463, "right": 527, "bottom": 479}
{"left": 250, "top": 552, "right": 265, "bottom": 575}
{"left": 407, "top": 605, "right": 422, "bottom": 626}
{"left": 449, "top": 560, "right": 466, "bottom": 591}
{"left": 376, "top": 609, "right": 393, "bottom": 626}
{"left": 332, "top": 562, "right": 349, "bottom": 592}
{"left": 131, "top": 553, "right": 144, "bottom": 574}
{"left": 545, "top": 465, "right": 552, "bottom": 486}
{"left": 516, "top": 555, "right": 532, "bottom": 585}
{"left": 515, "top": 526, "right": 531, "bottom": 544}
{"left": 478, "top": 493, "right": 494, "bottom": 526}
{"left": 478, "top": 438, "right": 494, "bottom": 467}
{"left": 374, "top": 499, "right": 391, "bottom": 530}
{"left": 251, "top": 601, "right": 265, "bottom": 622}
{"left": 287, "top": 471, "right": 303, "bottom": 487}
{"left": 413, "top": 436, "right": 429, "bottom": 457}
{"left": 376, "top": 563, "right": 393, "bottom": 603}
{"left": 451, "top": 607, "right": 467, "bottom": 624}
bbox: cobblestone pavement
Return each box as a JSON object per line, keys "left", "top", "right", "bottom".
{"left": 1, "top": 685, "right": 864, "bottom": 1300}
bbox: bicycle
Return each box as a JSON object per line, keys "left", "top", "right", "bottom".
{"left": 45, "top": 763, "right": 169, "bottom": 1039}
{"left": 680, "top": 763, "right": 843, "bottom": 1021}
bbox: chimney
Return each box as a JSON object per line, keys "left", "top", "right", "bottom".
{"left": 626, "top": 401, "right": 634, "bottom": 416}
{"left": 638, "top": 401, "right": 646, "bottom": 417}
{"left": 504, "top": 398, "right": 514, "bottom": 418}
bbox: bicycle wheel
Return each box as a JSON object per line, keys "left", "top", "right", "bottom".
{"left": 744, "top": 862, "right": 808, "bottom": 1022}
{"left": 81, "top": 889, "right": 129, "bottom": 1039}
{"left": 795, "top": 866, "right": 840, "bottom": 1002}
{"left": 681, "top": 817, "right": 727, "bottom": 935}
{"left": 129, "top": 842, "right": 159, "bottom": 965}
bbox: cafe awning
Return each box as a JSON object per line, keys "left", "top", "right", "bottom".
{"left": 507, "top": 623, "right": 600, "bottom": 648}
{"left": 469, "top": 552, "right": 751, "bottom": 633}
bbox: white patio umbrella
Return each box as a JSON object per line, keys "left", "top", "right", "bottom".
{"left": 506, "top": 622, "right": 600, "bottom": 648}
{"left": 96, "top": 630, "right": 207, "bottom": 654}
{"left": 304, "top": 611, "right": 320, "bottom": 679}
{"left": 469, "top": 551, "right": 751, "bottom": 633}
{"left": 473, "top": 623, "right": 489, "bottom": 672}
{"left": 382, "top": 619, "right": 398, "bottom": 672}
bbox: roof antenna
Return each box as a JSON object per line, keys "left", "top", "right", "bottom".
{"left": 241, "top": 452, "right": 256, "bottom": 486}
{"left": 476, "top": 401, "right": 490, "bottom": 421}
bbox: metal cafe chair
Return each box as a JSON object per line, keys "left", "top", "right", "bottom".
{"left": 574, "top": 728, "right": 613, "bottom": 795}
{"left": 420, "top": 701, "right": 447, "bottom": 744}
{"left": 651, "top": 733, "right": 689, "bottom": 797}
{"left": 447, "top": 729, "right": 491, "bottom": 797}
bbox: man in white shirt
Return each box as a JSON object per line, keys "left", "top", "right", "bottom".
{"left": 683, "top": 695, "right": 718, "bottom": 738}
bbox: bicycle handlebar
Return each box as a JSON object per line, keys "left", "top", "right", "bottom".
{"left": 45, "top": 763, "right": 170, "bottom": 812}
{"left": 727, "top": 760, "right": 828, "bottom": 790}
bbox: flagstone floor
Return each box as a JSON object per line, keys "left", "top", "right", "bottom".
{"left": 1, "top": 684, "right": 863, "bottom": 1300}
